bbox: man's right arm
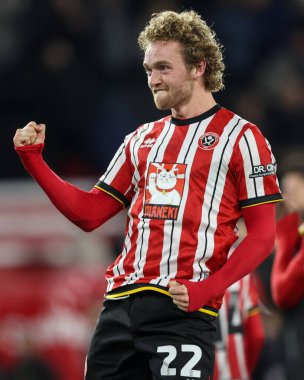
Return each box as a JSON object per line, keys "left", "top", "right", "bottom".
{"left": 13, "top": 122, "right": 124, "bottom": 232}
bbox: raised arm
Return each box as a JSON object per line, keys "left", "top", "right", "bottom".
{"left": 13, "top": 122, "right": 123, "bottom": 232}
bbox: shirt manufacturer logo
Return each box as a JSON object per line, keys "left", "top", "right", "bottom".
{"left": 198, "top": 132, "right": 220, "bottom": 150}
{"left": 140, "top": 138, "right": 156, "bottom": 148}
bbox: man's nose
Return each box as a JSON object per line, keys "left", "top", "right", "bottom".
{"left": 149, "top": 70, "right": 162, "bottom": 87}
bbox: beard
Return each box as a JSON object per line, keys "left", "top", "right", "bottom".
{"left": 153, "top": 90, "right": 174, "bottom": 110}
{"left": 152, "top": 78, "right": 193, "bottom": 111}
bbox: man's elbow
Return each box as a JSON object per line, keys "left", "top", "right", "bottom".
{"left": 79, "top": 224, "right": 96, "bottom": 233}
{"left": 74, "top": 218, "right": 101, "bottom": 232}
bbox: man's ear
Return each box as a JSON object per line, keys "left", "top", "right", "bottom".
{"left": 192, "top": 60, "right": 206, "bottom": 79}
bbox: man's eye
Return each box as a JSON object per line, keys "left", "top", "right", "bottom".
{"left": 145, "top": 70, "right": 152, "bottom": 76}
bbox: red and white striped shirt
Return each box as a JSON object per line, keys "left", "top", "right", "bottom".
{"left": 95, "top": 105, "right": 282, "bottom": 309}
{"left": 213, "top": 274, "right": 263, "bottom": 380}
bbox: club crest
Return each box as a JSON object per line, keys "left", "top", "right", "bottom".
{"left": 198, "top": 132, "right": 219, "bottom": 150}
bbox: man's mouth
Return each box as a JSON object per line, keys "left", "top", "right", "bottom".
{"left": 154, "top": 89, "right": 167, "bottom": 95}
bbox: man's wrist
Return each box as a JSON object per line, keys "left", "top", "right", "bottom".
{"left": 15, "top": 143, "right": 45, "bottom": 154}
{"left": 177, "top": 278, "right": 216, "bottom": 312}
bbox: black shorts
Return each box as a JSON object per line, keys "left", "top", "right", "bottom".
{"left": 85, "top": 291, "right": 216, "bottom": 380}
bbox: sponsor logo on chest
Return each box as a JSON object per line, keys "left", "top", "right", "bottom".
{"left": 143, "top": 162, "right": 187, "bottom": 220}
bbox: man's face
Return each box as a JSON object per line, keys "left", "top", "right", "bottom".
{"left": 282, "top": 172, "right": 304, "bottom": 212}
{"left": 143, "top": 40, "right": 194, "bottom": 111}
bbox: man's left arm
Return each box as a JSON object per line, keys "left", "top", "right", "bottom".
{"left": 169, "top": 203, "right": 276, "bottom": 312}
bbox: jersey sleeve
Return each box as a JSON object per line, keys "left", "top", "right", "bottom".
{"left": 94, "top": 132, "right": 136, "bottom": 208}
{"left": 231, "top": 124, "right": 283, "bottom": 208}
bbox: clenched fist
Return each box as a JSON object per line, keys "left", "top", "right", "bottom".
{"left": 168, "top": 281, "right": 189, "bottom": 312}
{"left": 13, "top": 121, "right": 46, "bottom": 147}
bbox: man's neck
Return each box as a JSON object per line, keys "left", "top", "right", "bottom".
{"left": 171, "top": 91, "right": 216, "bottom": 120}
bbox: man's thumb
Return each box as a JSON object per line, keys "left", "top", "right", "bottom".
{"left": 36, "top": 123, "right": 46, "bottom": 132}
{"left": 33, "top": 123, "right": 46, "bottom": 145}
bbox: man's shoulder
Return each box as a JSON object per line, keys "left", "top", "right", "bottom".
{"left": 143, "top": 114, "right": 171, "bottom": 127}
{"left": 135, "top": 115, "right": 171, "bottom": 133}
{"left": 122, "top": 115, "right": 171, "bottom": 145}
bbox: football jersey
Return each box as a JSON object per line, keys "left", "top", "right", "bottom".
{"left": 95, "top": 104, "right": 282, "bottom": 309}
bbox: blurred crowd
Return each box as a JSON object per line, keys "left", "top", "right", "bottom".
{"left": 1, "top": 0, "right": 304, "bottom": 178}
{"left": 1, "top": 0, "right": 304, "bottom": 379}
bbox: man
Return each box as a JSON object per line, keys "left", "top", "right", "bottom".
{"left": 271, "top": 152, "right": 304, "bottom": 380}
{"left": 214, "top": 275, "right": 264, "bottom": 380}
{"left": 14, "top": 10, "right": 282, "bottom": 380}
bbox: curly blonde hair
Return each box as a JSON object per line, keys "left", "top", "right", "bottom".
{"left": 138, "top": 10, "right": 225, "bottom": 92}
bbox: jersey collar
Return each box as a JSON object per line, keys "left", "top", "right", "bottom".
{"left": 170, "top": 104, "right": 221, "bottom": 126}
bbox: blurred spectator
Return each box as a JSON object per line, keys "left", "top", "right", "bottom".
{"left": 271, "top": 151, "right": 304, "bottom": 379}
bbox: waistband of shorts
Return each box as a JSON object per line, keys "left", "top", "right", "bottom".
{"left": 105, "top": 283, "right": 219, "bottom": 317}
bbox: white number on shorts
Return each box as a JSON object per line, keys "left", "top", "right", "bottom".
{"left": 180, "top": 345, "right": 202, "bottom": 377}
{"left": 157, "top": 345, "right": 177, "bottom": 376}
{"left": 157, "top": 344, "right": 202, "bottom": 378}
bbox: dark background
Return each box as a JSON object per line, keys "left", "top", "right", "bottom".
{"left": 1, "top": 0, "right": 303, "bottom": 179}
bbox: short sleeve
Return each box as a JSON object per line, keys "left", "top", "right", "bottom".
{"left": 232, "top": 125, "right": 283, "bottom": 208}
{"left": 94, "top": 132, "right": 135, "bottom": 207}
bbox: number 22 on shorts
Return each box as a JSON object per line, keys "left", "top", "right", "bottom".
{"left": 157, "top": 344, "right": 202, "bottom": 378}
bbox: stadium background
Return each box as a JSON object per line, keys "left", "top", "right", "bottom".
{"left": 0, "top": 0, "right": 303, "bottom": 379}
